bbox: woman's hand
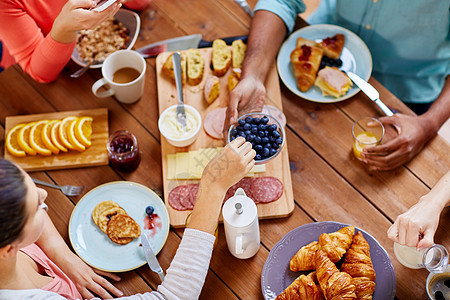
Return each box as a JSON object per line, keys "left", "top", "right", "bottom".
{"left": 361, "top": 113, "right": 434, "bottom": 171}
{"left": 51, "top": 0, "right": 124, "bottom": 44}
{"left": 223, "top": 76, "right": 265, "bottom": 140}
{"left": 62, "top": 252, "right": 124, "bottom": 299}
{"left": 202, "top": 137, "right": 256, "bottom": 191}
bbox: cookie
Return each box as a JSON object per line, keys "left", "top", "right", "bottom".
{"left": 92, "top": 200, "right": 120, "bottom": 226}
{"left": 97, "top": 206, "right": 127, "bottom": 234}
{"left": 107, "top": 214, "right": 141, "bottom": 245}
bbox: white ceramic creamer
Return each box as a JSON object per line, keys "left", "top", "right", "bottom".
{"left": 222, "top": 188, "right": 260, "bottom": 259}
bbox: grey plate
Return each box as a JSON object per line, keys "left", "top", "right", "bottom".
{"left": 261, "top": 221, "right": 396, "bottom": 299}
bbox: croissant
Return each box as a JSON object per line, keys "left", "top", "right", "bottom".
{"left": 275, "top": 271, "right": 324, "bottom": 300}
{"left": 290, "top": 44, "right": 323, "bottom": 92}
{"left": 341, "top": 232, "right": 376, "bottom": 300}
{"left": 290, "top": 241, "right": 319, "bottom": 272}
{"left": 315, "top": 250, "right": 356, "bottom": 300}
{"left": 320, "top": 34, "right": 345, "bottom": 60}
{"left": 319, "top": 226, "right": 355, "bottom": 263}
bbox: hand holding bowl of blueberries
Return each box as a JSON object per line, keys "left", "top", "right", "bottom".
{"left": 227, "top": 113, "right": 285, "bottom": 164}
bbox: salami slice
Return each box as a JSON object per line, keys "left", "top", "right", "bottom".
{"left": 224, "top": 177, "right": 254, "bottom": 202}
{"left": 249, "top": 177, "right": 283, "bottom": 203}
{"left": 203, "top": 107, "right": 227, "bottom": 139}
{"left": 188, "top": 184, "right": 199, "bottom": 206}
{"left": 262, "top": 105, "right": 286, "bottom": 127}
{"left": 168, "top": 185, "right": 192, "bottom": 211}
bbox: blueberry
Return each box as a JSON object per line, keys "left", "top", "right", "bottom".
{"left": 245, "top": 116, "right": 253, "bottom": 124}
{"left": 244, "top": 130, "right": 251, "bottom": 137}
{"left": 265, "top": 143, "right": 272, "bottom": 149}
{"left": 262, "top": 148, "right": 270, "bottom": 157}
{"left": 253, "top": 117, "right": 260, "bottom": 124}
{"left": 238, "top": 119, "right": 246, "bottom": 126}
{"left": 269, "top": 124, "right": 278, "bottom": 131}
{"left": 251, "top": 126, "right": 258, "bottom": 134}
{"left": 251, "top": 142, "right": 255, "bottom": 147}
{"left": 336, "top": 58, "right": 343, "bottom": 67}
{"left": 262, "top": 137, "right": 270, "bottom": 144}
{"left": 237, "top": 130, "right": 244, "bottom": 136}
{"left": 272, "top": 143, "right": 279, "bottom": 149}
{"left": 258, "top": 131, "right": 265, "bottom": 137}
{"left": 258, "top": 124, "right": 266, "bottom": 131}
{"left": 269, "top": 136, "right": 276, "bottom": 143}
{"left": 270, "top": 148, "right": 278, "bottom": 156}
{"left": 231, "top": 128, "right": 237, "bottom": 136}
{"left": 264, "top": 130, "right": 269, "bottom": 137}
{"left": 272, "top": 130, "right": 280, "bottom": 138}
{"left": 230, "top": 136, "right": 236, "bottom": 141}
{"left": 145, "top": 206, "right": 154, "bottom": 215}
{"left": 254, "top": 144, "right": 263, "bottom": 152}
{"left": 243, "top": 123, "right": 252, "bottom": 130}
{"left": 255, "top": 154, "right": 262, "bottom": 160}
{"left": 247, "top": 134, "right": 255, "bottom": 142}
{"left": 276, "top": 137, "right": 283, "bottom": 145}
{"left": 254, "top": 136, "right": 262, "bottom": 144}
{"left": 236, "top": 125, "right": 244, "bottom": 131}
{"left": 261, "top": 116, "right": 269, "bottom": 124}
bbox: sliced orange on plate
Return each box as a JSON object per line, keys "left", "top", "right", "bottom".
{"left": 67, "top": 119, "right": 86, "bottom": 152}
{"left": 58, "top": 116, "right": 77, "bottom": 150}
{"left": 74, "top": 116, "right": 93, "bottom": 147}
{"left": 6, "top": 123, "right": 27, "bottom": 157}
{"left": 18, "top": 122, "right": 37, "bottom": 155}
{"left": 41, "top": 120, "right": 60, "bottom": 155}
{"left": 29, "top": 120, "right": 52, "bottom": 156}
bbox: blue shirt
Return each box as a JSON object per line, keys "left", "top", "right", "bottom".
{"left": 255, "top": 0, "right": 450, "bottom": 104}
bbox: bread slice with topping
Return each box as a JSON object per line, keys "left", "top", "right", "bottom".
{"left": 186, "top": 48, "right": 205, "bottom": 85}
{"left": 162, "top": 52, "right": 187, "bottom": 84}
{"left": 314, "top": 66, "right": 353, "bottom": 98}
{"left": 212, "top": 39, "right": 231, "bottom": 77}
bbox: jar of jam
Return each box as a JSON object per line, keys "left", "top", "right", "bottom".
{"left": 107, "top": 130, "right": 141, "bottom": 172}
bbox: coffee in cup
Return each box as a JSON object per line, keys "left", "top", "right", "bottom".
{"left": 92, "top": 50, "right": 146, "bottom": 104}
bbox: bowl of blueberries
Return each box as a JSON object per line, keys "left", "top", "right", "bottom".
{"left": 228, "top": 112, "right": 285, "bottom": 164}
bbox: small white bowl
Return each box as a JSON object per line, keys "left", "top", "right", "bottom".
{"left": 158, "top": 104, "right": 202, "bottom": 147}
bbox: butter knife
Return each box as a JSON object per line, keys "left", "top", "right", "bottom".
{"left": 141, "top": 232, "right": 165, "bottom": 282}
{"left": 235, "top": 0, "right": 253, "bottom": 17}
{"left": 172, "top": 52, "right": 187, "bottom": 129}
{"left": 346, "top": 71, "right": 394, "bottom": 117}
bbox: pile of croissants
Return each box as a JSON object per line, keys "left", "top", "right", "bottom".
{"left": 276, "top": 226, "right": 376, "bottom": 300}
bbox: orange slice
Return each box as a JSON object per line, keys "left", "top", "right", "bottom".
{"left": 67, "top": 119, "right": 86, "bottom": 152}
{"left": 18, "top": 122, "right": 37, "bottom": 155}
{"left": 50, "top": 121, "right": 68, "bottom": 152}
{"left": 29, "top": 120, "right": 52, "bottom": 156}
{"left": 6, "top": 123, "right": 27, "bottom": 157}
{"left": 42, "top": 120, "right": 60, "bottom": 155}
{"left": 74, "top": 116, "right": 93, "bottom": 147}
{"left": 58, "top": 116, "right": 77, "bottom": 150}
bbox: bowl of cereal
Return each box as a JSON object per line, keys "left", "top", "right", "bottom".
{"left": 71, "top": 8, "right": 141, "bottom": 69}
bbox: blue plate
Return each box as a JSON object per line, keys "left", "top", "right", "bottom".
{"left": 277, "top": 24, "right": 373, "bottom": 103}
{"left": 261, "top": 221, "right": 396, "bottom": 300}
{"left": 68, "top": 181, "right": 170, "bottom": 272}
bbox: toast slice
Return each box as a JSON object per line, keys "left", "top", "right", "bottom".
{"left": 162, "top": 52, "right": 187, "bottom": 84}
{"left": 232, "top": 40, "right": 246, "bottom": 69}
{"left": 186, "top": 48, "right": 205, "bottom": 85}
{"left": 212, "top": 39, "right": 231, "bottom": 77}
{"left": 204, "top": 74, "right": 220, "bottom": 104}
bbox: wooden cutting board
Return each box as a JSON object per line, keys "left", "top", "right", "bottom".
{"left": 156, "top": 48, "right": 294, "bottom": 227}
{"left": 4, "top": 108, "right": 109, "bottom": 172}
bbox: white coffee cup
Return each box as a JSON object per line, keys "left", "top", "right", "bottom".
{"left": 92, "top": 50, "right": 146, "bottom": 103}
{"left": 222, "top": 188, "right": 260, "bottom": 259}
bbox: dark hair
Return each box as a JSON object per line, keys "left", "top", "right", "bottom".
{"left": 0, "top": 159, "right": 28, "bottom": 248}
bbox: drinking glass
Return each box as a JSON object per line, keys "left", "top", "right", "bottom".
{"left": 352, "top": 117, "right": 384, "bottom": 160}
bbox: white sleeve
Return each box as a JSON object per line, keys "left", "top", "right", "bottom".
{"left": 0, "top": 289, "right": 66, "bottom": 299}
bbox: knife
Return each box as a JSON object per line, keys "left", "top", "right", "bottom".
{"left": 235, "top": 0, "right": 254, "bottom": 17}
{"left": 141, "top": 232, "right": 165, "bottom": 282}
{"left": 135, "top": 34, "right": 248, "bottom": 58}
{"left": 173, "top": 52, "right": 187, "bottom": 129}
{"left": 346, "top": 71, "right": 394, "bottom": 117}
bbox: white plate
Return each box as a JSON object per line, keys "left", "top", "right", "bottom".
{"left": 68, "top": 181, "right": 170, "bottom": 272}
{"left": 71, "top": 9, "right": 141, "bottom": 69}
{"left": 277, "top": 24, "right": 373, "bottom": 103}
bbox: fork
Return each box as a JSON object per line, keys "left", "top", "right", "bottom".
{"left": 32, "top": 178, "right": 85, "bottom": 196}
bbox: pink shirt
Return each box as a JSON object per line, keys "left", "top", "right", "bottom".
{"left": 0, "top": 0, "right": 150, "bottom": 83}
{"left": 20, "top": 243, "right": 82, "bottom": 300}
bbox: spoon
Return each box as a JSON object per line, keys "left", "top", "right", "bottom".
{"left": 70, "top": 61, "right": 93, "bottom": 78}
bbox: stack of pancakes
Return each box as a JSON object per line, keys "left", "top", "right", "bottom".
{"left": 92, "top": 200, "right": 141, "bottom": 245}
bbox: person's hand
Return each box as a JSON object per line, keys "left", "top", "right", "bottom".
{"left": 387, "top": 194, "right": 443, "bottom": 250}
{"left": 202, "top": 137, "right": 256, "bottom": 191}
{"left": 223, "top": 75, "right": 265, "bottom": 139}
{"left": 51, "top": 0, "right": 124, "bottom": 44}
{"left": 361, "top": 113, "right": 435, "bottom": 171}
{"left": 62, "top": 253, "right": 123, "bottom": 299}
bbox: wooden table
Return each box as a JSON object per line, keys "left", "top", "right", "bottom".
{"left": 1, "top": 1, "right": 449, "bottom": 299}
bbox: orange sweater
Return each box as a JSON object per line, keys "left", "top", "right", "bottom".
{"left": 0, "top": 0, "right": 150, "bottom": 83}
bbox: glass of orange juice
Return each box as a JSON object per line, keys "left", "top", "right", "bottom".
{"left": 352, "top": 117, "right": 384, "bottom": 160}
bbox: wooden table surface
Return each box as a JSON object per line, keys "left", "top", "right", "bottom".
{"left": 1, "top": 1, "right": 449, "bottom": 299}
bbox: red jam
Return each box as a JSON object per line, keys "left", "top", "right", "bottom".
{"left": 107, "top": 131, "right": 141, "bottom": 172}
{"left": 144, "top": 214, "right": 162, "bottom": 237}
{"left": 322, "top": 36, "right": 337, "bottom": 46}
{"left": 299, "top": 45, "right": 312, "bottom": 61}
